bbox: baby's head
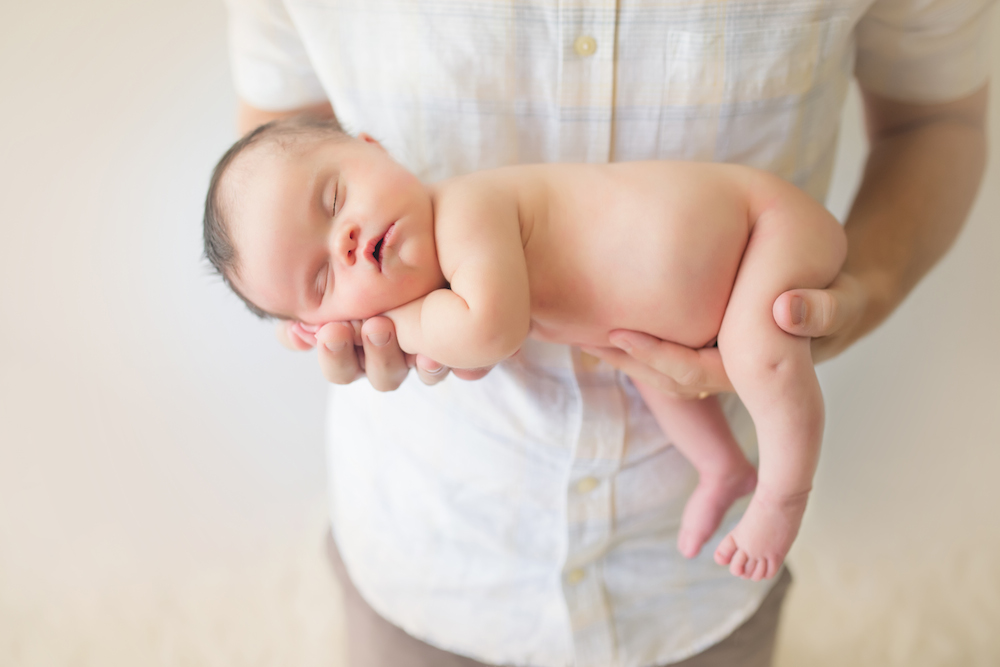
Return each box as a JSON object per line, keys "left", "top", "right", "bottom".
{"left": 203, "top": 115, "right": 444, "bottom": 325}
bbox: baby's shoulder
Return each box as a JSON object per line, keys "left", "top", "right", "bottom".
{"left": 433, "top": 170, "right": 523, "bottom": 226}
{"left": 431, "top": 170, "right": 524, "bottom": 249}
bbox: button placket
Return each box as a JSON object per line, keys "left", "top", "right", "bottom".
{"left": 557, "top": 1, "right": 618, "bottom": 164}
{"left": 562, "top": 346, "right": 626, "bottom": 667}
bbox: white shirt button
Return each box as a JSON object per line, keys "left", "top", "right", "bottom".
{"left": 575, "top": 476, "right": 599, "bottom": 494}
{"left": 566, "top": 568, "right": 587, "bottom": 585}
{"left": 573, "top": 35, "right": 597, "bottom": 57}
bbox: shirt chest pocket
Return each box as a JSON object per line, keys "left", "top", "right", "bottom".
{"left": 660, "top": 18, "right": 851, "bottom": 106}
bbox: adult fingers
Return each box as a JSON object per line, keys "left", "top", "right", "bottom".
{"left": 360, "top": 317, "right": 410, "bottom": 392}
{"left": 315, "top": 322, "right": 363, "bottom": 384}
{"left": 583, "top": 331, "right": 734, "bottom": 397}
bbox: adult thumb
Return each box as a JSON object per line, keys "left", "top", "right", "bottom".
{"left": 773, "top": 288, "right": 845, "bottom": 338}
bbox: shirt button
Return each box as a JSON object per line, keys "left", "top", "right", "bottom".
{"left": 575, "top": 477, "right": 599, "bottom": 494}
{"left": 573, "top": 35, "right": 597, "bottom": 57}
{"left": 567, "top": 568, "right": 587, "bottom": 585}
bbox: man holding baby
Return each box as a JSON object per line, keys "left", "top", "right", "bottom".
{"left": 221, "top": 0, "right": 990, "bottom": 665}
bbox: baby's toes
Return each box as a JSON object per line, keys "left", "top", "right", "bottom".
{"left": 766, "top": 556, "right": 784, "bottom": 580}
{"left": 714, "top": 535, "right": 738, "bottom": 566}
{"left": 749, "top": 558, "right": 768, "bottom": 581}
{"left": 729, "top": 549, "right": 749, "bottom": 578}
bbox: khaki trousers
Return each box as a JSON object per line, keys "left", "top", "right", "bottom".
{"left": 326, "top": 531, "right": 791, "bottom": 667}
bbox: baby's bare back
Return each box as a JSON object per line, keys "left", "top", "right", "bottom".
{"left": 493, "top": 162, "right": 756, "bottom": 349}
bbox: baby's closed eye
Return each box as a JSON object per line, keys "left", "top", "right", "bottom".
{"left": 316, "top": 263, "right": 329, "bottom": 301}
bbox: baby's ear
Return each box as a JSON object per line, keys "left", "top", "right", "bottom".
{"left": 357, "top": 132, "right": 384, "bottom": 150}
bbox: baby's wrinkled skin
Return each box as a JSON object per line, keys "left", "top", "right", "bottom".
{"left": 223, "top": 133, "right": 846, "bottom": 580}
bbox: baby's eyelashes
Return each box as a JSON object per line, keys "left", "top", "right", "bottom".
{"left": 329, "top": 180, "right": 340, "bottom": 218}
{"left": 316, "top": 263, "right": 330, "bottom": 302}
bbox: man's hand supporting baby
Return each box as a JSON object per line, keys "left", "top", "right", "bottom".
{"left": 583, "top": 85, "right": 988, "bottom": 398}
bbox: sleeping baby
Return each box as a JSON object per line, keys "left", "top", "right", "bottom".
{"left": 203, "top": 115, "right": 846, "bottom": 581}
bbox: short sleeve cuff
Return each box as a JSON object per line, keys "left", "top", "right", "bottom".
{"left": 226, "top": 0, "right": 328, "bottom": 111}
{"left": 855, "top": 0, "right": 995, "bottom": 103}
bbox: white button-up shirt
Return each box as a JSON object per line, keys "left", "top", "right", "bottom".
{"left": 225, "top": 1, "right": 993, "bottom": 665}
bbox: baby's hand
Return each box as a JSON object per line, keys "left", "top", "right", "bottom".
{"left": 276, "top": 318, "right": 491, "bottom": 389}
{"left": 277, "top": 320, "right": 320, "bottom": 351}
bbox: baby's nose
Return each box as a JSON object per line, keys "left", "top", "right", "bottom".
{"left": 334, "top": 224, "right": 359, "bottom": 265}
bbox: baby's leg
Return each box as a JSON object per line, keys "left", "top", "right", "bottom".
{"left": 714, "top": 187, "right": 845, "bottom": 581}
{"left": 634, "top": 383, "right": 757, "bottom": 558}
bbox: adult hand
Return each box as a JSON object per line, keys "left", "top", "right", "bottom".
{"left": 275, "top": 317, "right": 493, "bottom": 391}
{"left": 580, "top": 333, "right": 733, "bottom": 399}
{"left": 771, "top": 271, "right": 871, "bottom": 363}
{"left": 579, "top": 272, "right": 868, "bottom": 398}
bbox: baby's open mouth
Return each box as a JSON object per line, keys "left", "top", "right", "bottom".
{"left": 369, "top": 223, "right": 396, "bottom": 270}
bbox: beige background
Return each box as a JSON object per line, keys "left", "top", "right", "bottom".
{"left": 0, "top": 1, "right": 997, "bottom": 665}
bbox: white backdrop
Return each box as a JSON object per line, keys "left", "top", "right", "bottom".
{"left": 0, "top": 2, "right": 997, "bottom": 665}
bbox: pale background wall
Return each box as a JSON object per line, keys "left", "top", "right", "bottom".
{"left": 0, "top": 2, "right": 996, "bottom": 665}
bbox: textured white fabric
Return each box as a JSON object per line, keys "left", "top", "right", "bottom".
{"left": 224, "top": 1, "right": 994, "bottom": 666}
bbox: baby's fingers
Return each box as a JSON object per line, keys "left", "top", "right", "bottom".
{"left": 452, "top": 365, "right": 495, "bottom": 381}
{"left": 414, "top": 355, "right": 451, "bottom": 386}
{"left": 276, "top": 320, "right": 315, "bottom": 351}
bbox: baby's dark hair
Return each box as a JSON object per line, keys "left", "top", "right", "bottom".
{"left": 202, "top": 114, "right": 346, "bottom": 319}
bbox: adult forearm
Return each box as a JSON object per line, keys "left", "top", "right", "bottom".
{"left": 833, "top": 86, "right": 988, "bottom": 354}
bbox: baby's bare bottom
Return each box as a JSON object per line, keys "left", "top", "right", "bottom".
{"left": 638, "top": 193, "right": 845, "bottom": 581}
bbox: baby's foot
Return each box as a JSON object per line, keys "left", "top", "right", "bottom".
{"left": 677, "top": 462, "right": 757, "bottom": 558}
{"left": 713, "top": 489, "right": 809, "bottom": 581}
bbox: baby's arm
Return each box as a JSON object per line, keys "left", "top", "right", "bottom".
{"left": 385, "top": 185, "right": 531, "bottom": 370}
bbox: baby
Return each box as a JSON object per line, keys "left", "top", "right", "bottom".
{"left": 204, "top": 116, "right": 846, "bottom": 581}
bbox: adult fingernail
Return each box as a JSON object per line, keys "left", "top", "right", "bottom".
{"left": 367, "top": 331, "right": 390, "bottom": 347}
{"left": 324, "top": 340, "right": 346, "bottom": 352}
{"left": 790, "top": 296, "right": 806, "bottom": 326}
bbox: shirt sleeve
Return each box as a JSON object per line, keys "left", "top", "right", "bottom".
{"left": 223, "top": 0, "right": 328, "bottom": 111}
{"left": 855, "top": 0, "right": 995, "bottom": 103}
